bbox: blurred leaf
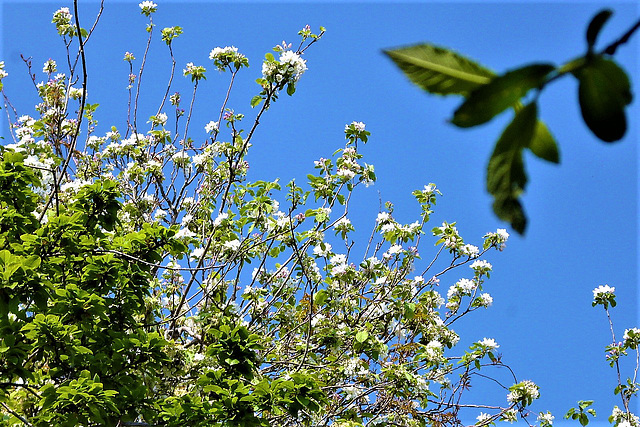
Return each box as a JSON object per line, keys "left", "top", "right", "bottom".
{"left": 586, "top": 9, "right": 613, "bottom": 50}
{"left": 487, "top": 102, "right": 538, "bottom": 234}
{"left": 383, "top": 43, "right": 495, "bottom": 96}
{"left": 528, "top": 120, "right": 560, "bottom": 163}
{"left": 452, "top": 64, "right": 555, "bottom": 127}
{"left": 574, "top": 56, "right": 632, "bottom": 142}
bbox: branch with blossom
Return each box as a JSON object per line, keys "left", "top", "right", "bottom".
{"left": 0, "top": 2, "right": 552, "bottom": 425}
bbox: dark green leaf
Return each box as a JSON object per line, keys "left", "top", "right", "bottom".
{"left": 384, "top": 43, "right": 495, "bottom": 96}
{"left": 586, "top": 9, "right": 613, "bottom": 50}
{"left": 452, "top": 64, "right": 555, "bottom": 127}
{"left": 528, "top": 120, "right": 560, "bottom": 163}
{"left": 492, "top": 195, "right": 527, "bottom": 235}
{"left": 574, "top": 56, "right": 632, "bottom": 142}
{"left": 486, "top": 102, "right": 538, "bottom": 234}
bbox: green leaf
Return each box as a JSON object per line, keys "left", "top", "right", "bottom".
{"left": 492, "top": 194, "right": 527, "bottom": 235}
{"left": 574, "top": 56, "right": 631, "bottom": 142}
{"left": 355, "top": 331, "right": 368, "bottom": 343}
{"left": 452, "top": 64, "right": 555, "bottom": 127}
{"left": 383, "top": 43, "right": 495, "bottom": 96}
{"left": 313, "top": 289, "right": 328, "bottom": 307}
{"left": 586, "top": 9, "right": 613, "bottom": 50}
{"left": 528, "top": 120, "right": 559, "bottom": 163}
{"left": 250, "top": 95, "right": 263, "bottom": 108}
{"left": 486, "top": 102, "right": 538, "bottom": 234}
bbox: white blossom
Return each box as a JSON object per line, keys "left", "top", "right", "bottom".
{"left": 190, "top": 247, "right": 205, "bottom": 261}
{"left": 478, "top": 337, "right": 499, "bottom": 350}
{"left": 223, "top": 239, "right": 241, "bottom": 252}
{"left": 213, "top": 212, "right": 228, "bottom": 227}
{"left": 537, "top": 412, "right": 554, "bottom": 425}
{"left": 593, "top": 284, "right": 615, "bottom": 298}
{"left": 476, "top": 413, "right": 492, "bottom": 424}
{"left": 313, "top": 243, "right": 332, "bottom": 257}
{"left": 205, "top": 120, "right": 219, "bottom": 133}
{"left": 153, "top": 209, "right": 167, "bottom": 221}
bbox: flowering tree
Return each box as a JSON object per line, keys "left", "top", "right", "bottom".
{"left": 0, "top": 2, "right": 556, "bottom": 426}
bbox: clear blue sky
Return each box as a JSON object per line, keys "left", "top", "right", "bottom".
{"left": 2, "top": 0, "right": 638, "bottom": 421}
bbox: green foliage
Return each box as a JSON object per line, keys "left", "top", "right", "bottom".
{"left": 451, "top": 64, "right": 554, "bottom": 128}
{"left": 386, "top": 8, "right": 637, "bottom": 234}
{"left": 565, "top": 400, "right": 596, "bottom": 426}
{"left": 0, "top": 4, "right": 536, "bottom": 425}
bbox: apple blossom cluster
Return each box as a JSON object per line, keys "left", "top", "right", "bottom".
{"left": 52, "top": 7, "right": 73, "bottom": 36}
{"left": 593, "top": 284, "right": 617, "bottom": 308}
{"left": 139, "top": 1, "right": 157, "bottom": 16}
{"left": 345, "top": 121, "right": 370, "bottom": 144}
{"left": 484, "top": 228, "right": 510, "bottom": 251}
{"left": 204, "top": 120, "right": 219, "bottom": 134}
{"left": 209, "top": 46, "right": 249, "bottom": 71}
{"left": 183, "top": 62, "right": 206, "bottom": 82}
{"left": 43, "top": 59, "right": 57, "bottom": 74}
{"left": 537, "top": 411, "right": 555, "bottom": 427}
{"left": 261, "top": 50, "right": 307, "bottom": 84}
{"left": 0, "top": 61, "right": 7, "bottom": 81}
{"left": 507, "top": 379, "right": 540, "bottom": 406}
{"left": 611, "top": 406, "right": 640, "bottom": 427}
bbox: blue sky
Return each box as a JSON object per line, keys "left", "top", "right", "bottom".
{"left": 1, "top": 0, "right": 638, "bottom": 421}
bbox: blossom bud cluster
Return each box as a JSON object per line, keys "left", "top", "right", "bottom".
{"left": 507, "top": 380, "right": 540, "bottom": 406}
{"left": 52, "top": 7, "right": 74, "bottom": 36}
{"left": 183, "top": 62, "right": 206, "bottom": 82}
{"left": 537, "top": 411, "right": 555, "bottom": 427}
{"left": 139, "top": 1, "right": 158, "bottom": 16}
{"left": 483, "top": 228, "right": 509, "bottom": 251}
{"left": 0, "top": 61, "right": 7, "bottom": 81}
{"left": 592, "top": 284, "right": 616, "bottom": 309}
{"left": 611, "top": 406, "right": 640, "bottom": 427}
{"left": 261, "top": 50, "right": 307, "bottom": 84}
{"left": 209, "top": 46, "right": 248, "bottom": 71}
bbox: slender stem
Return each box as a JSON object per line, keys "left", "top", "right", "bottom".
{"left": 39, "top": 0, "right": 87, "bottom": 223}
{"left": 132, "top": 16, "right": 153, "bottom": 136}
{"left": 604, "top": 17, "right": 640, "bottom": 55}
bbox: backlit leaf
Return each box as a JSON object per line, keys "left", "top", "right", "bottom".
{"left": 384, "top": 43, "right": 495, "bottom": 96}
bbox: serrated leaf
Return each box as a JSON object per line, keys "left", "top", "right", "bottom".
{"left": 574, "top": 56, "right": 631, "bottom": 142}
{"left": 384, "top": 43, "right": 495, "bottom": 96}
{"left": 452, "top": 64, "right": 555, "bottom": 127}
{"left": 528, "top": 120, "right": 559, "bottom": 163}
{"left": 586, "top": 9, "right": 613, "bottom": 50}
